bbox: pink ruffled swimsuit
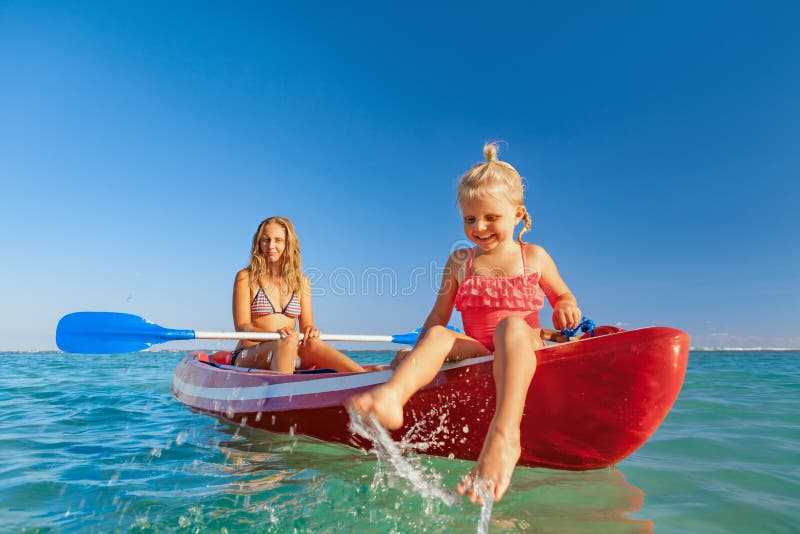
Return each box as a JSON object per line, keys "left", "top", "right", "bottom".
{"left": 454, "top": 244, "right": 545, "bottom": 352}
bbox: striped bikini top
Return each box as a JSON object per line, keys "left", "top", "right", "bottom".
{"left": 251, "top": 287, "right": 302, "bottom": 318}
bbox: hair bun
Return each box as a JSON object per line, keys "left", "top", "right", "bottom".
{"left": 483, "top": 142, "right": 499, "bottom": 162}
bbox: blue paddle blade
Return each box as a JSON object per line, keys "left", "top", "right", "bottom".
{"left": 390, "top": 327, "right": 422, "bottom": 345}
{"left": 56, "top": 312, "right": 196, "bottom": 354}
{"left": 390, "top": 325, "right": 462, "bottom": 345}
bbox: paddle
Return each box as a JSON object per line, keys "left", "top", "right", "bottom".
{"left": 56, "top": 312, "right": 459, "bottom": 354}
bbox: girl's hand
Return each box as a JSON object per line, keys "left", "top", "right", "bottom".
{"left": 301, "top": 326, "right": 320, "bottom": 345}
{"left": 552, "top": 300, "right": 582, "bottom": 331}
{"left": 390, "top": 349, "right": 412, "bottom": 369}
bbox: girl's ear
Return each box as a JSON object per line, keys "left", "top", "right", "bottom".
{"left": 515, "top": 206, "right": 525, "bottom": 221}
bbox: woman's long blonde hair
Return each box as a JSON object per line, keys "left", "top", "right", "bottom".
{"left": 246, "top": 216, "right": 304, "bottom": 294}
{"left": 457, "top": 142, "right": 532, "bottom": 243}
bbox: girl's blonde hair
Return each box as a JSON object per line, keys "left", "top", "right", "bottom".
{"left": 457, "top": 142, "right": 532, "bottom": 243}
{"left": 247, "top": 216, "right": 304, "bottom": 294}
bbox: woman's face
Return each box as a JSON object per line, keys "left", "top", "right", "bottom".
{"left": 259, "top": 222, "right": 287, "bottom": 263}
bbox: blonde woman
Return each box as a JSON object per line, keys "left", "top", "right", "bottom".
{"left": 231, "top": 217, "right": 364, "bottom": 373}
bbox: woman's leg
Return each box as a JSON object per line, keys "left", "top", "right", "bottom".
{"left": 348, "top": 325, "right": 489, "bottom": 430}
{"left": 457, "top": 317, "right": 542, "bottom": 503}
{"left": 298, "top": 338, "right": 365, "bottom": 372}
{"left": 233, "top": 336, "right": 299, "bottom": 373}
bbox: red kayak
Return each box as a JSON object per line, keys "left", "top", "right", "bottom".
{"left": 171, "top": 326, "right": 689, "bottom": 470}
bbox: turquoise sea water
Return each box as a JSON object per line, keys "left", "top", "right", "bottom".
{"left": 1, "top": 350, "right": 797, "bottom": 533}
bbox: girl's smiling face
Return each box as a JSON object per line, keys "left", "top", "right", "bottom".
{"left": 461, "top": 195, "right": 524, "bottom": 251}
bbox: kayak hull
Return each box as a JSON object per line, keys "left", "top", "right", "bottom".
{"left": 171, "top": 326, "right": 689, "bottom": 470}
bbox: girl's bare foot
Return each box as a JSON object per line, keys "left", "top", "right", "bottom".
{"left": 347, "top": 384, "right": 405, "bottom": 430}
{"left": 456, "top": 425, "right": 521, "bottom": 503}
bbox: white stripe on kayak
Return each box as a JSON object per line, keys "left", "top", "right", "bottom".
{"left": 173, "top": 355, "right": 494, "bottom": 401}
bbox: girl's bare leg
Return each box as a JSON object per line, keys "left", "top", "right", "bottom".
{"left": 348, "top": 325, "right": 489, "bottom": 430}
{"left": 457, "top": 316, "right": 542, "bottom": 503}
{"left": 233, "top": 337, "right": 299, "bottom": 373}
{"left": 298, "top": 338, "right": 365, "bottom": 372}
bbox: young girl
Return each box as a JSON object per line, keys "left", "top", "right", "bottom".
{"left": 349, "top": 143, "right": 581, "bottom": 503}
{"left": 231, "top": 216, "right": 365, "bottom": 374}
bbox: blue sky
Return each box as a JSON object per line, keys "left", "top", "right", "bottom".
{"left": 1, "top": 1, "right": 798, "bottom": 350}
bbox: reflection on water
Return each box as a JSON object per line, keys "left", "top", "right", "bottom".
{"left": 215, "top": 421, "right": 653, "bottom": 533}
{"left": 504, "top": 468, "right": 653, "bottom": 533}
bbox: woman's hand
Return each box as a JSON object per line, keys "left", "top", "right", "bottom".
{"left": 276, "top": 327, "right": 298, "bottom": 339}
{"left": 301, "top": 326, "right": 320, "bottom": 345}
{"left": 390, "top": 349, "right": 412, "bottom": 369}
{"left": 552, "top": 299, "right": 582, "bottom": 331}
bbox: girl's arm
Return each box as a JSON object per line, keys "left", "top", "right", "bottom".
{"left": 419, "top": 252, "right": 462, "bottom": 336}
{"left": 390, "top": 253, "right": 462, "bottom": 368}
{"left": 528, "top": 245, "right": 582, "bottom": 330}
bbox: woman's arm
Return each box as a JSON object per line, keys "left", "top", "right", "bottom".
{"left": 298, "top": 276, "right": 319, "bottom": 339}
{"left": 232, "top": 270, "right": 253, "bottom": 330}
{"left": 232, "top": 269, "right": 262, "bottom": 347}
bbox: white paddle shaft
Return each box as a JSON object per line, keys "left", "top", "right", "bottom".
{"left": 193, "top": 331, "right": 394, "bottom": 343}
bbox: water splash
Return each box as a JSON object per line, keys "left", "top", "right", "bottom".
{"left": 348, "top": 405, "right": 501, "bottom": 533}
{"left": 475, "top": 483, "right": 495, "bottom": 534}
{"left": 346, "top": 407, "right": 460, "bottom": 507}
{"left": 398, "top": 399, "right": 457, "bottom": 452}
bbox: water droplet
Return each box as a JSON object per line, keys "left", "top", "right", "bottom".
{"left": 462, "top": 425, "right": 469, "bottom": 433}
